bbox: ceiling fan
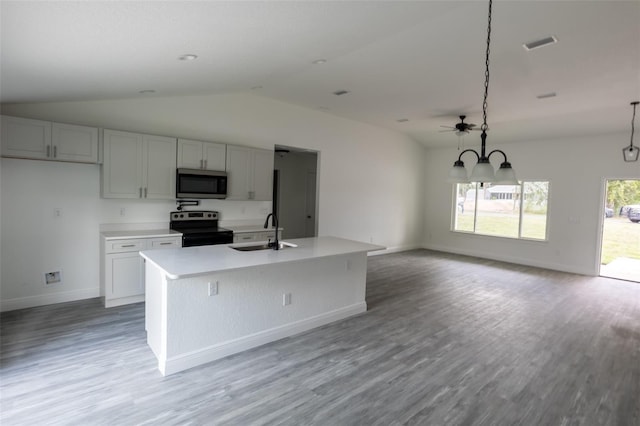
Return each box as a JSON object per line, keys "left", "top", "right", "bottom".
{"left": 439, "top": 115, "right": 479, "bottom": 135}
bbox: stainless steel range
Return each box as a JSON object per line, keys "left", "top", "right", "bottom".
{"left": 169, "top": 211, "right": 233, "bottom": 247}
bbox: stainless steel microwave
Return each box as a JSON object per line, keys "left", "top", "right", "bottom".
{"left": 176, "top": 168, "right": 228, "bottom": 199}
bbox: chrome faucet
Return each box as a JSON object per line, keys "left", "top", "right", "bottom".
{"left": 263, "top": 212, "right": 280, "bottom": 250}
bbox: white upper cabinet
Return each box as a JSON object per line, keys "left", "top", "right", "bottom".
{"left": 252, "top": 148, "right": 275, "bottom": 201}
{"left": 1, "top": 116, "right": 98, "bottom": 163}
{"left": 177, "top": 139, "right": 226, "bottom": 171}
{"left": 51, "top": 122, "right": 99, "bottom": 163}
{"left": 144, "top": 134, "right": 178, "bottom": 199}
{"left": 102, "top": 129, "right": 176, "bottom": 199}
{"left": 226, "top": 145, "right": 274, "bottom": 201}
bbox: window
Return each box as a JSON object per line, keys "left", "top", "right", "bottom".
{"left": 453, "top": 181, "right": 549, "bottom": 240}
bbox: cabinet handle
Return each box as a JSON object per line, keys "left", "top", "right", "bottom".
{"left": 204, "top": 159, "right": 208, "bottom": 169}
{"left": 46, "top": 145, "right": 51, "bottom": 157}
{"left": 121, "top": 244, "right": 135, "bottom": 248}
{"left": 241, "top": 236, "right": 252, "bottom": 240}
{"left": 200, "top": 159, "right": 203, "bottom": 169}
{"left": 139, "top": 187, "right": 143, "bottom": 198}
{"left": 144, "top": 187, "right": 148, "bottom": 198}
{"left": 159, "top": 242, "right": 173, "bottom": 245}
{"left": 53, "top": 145, "right": 57, "bottom": 158}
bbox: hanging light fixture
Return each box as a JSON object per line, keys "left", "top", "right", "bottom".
{"left": 622, "top": 101, "right": 639, "bottom": 162}
{"left": 447, "top": 0, "right": 517, "bottom": 184}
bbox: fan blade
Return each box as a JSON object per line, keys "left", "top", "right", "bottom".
{"left": 440, "top": 125, "right": 456, "bottom": 129}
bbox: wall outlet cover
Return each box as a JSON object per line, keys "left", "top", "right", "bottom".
{"left": 44, "top": 270, "right": 63, "bottom": 285}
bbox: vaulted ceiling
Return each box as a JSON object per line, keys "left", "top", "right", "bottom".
{"left": 1, "top": 1, "right": 639, "bottom": 147}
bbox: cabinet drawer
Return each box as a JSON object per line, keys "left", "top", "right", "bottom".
{"left": 150, "top": 238, "right": 181, "bottom": 249}
{"left": 257, "top": 231, "right": 276, "bottom": 241}
{"left": 234, "top": 233, "right": 258, "bottom": 243}
{"left": 106, "top": 239, "right": 147, "bottom": 254}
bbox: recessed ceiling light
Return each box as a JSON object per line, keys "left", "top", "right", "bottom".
{"left": 397, "top": 118, "right": 409, "bottom": 123}
{"left": 536, "top": 92, "right": 557, "bottom": 99}
{"left": 312, "top": 59, "right": 327, "bottom": 65}
{"left": 523, "top": 36, "right": 558, "bottom": 51}
{"left": 178, "top": 54, "right": 198, "bottom": 61}
{"left": 333, "top": 90, "right": 350, "bottom": 96}
{"left": 139, "top": 90, "right": 156, "bottom": 94}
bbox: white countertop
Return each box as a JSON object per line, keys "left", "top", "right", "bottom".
{"left": 140, "top": 236, "right": 385, "bottom": 279}
{"left": 102, "top": 229, "right": 182, "bottom": 240}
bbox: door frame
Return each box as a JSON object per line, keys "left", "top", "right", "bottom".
{"left": 596, "top": 176, "right": 640, "bottom": 279}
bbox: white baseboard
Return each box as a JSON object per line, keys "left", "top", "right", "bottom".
{"left": 368, "top": 243, "right": 422, "bottom": 256}
{"left": 160, "top": 302, "right": 367, "bottom": 376}
{"left": 0, "top": 288, "right": 101, "bottom": 312}
{"left": 421, "top": 243, "right": 592, "bottom": 276}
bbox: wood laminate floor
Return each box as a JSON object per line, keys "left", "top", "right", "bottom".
{"left": 1, "top": 250, "right": 639, "bottom": 425}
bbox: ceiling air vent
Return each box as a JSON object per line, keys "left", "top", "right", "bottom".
{"left": 536, "top": 92, "right": 557, "bottom": 99}
{"left": 523, "top": 36, "right": 558, "bottom": 51}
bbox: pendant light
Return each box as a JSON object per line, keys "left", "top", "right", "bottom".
{"left": 447, "top": 0, "right": 517, "bottom": 185}
{"left": 622, "top": 101, "right": 639, "bottom": 162}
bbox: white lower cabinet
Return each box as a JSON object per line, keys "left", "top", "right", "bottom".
{"left": 232, "top": 230, "right": 281, "bottom": 243}
{"left": 102, "top": 235, "right": 181, "bottom": 307}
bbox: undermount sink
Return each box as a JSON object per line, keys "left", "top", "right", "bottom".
{"left": 230, "top": 241, "right": 298, "bottom": 252}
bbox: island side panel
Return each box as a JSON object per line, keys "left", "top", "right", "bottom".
{"left": 161, "top": 252, "right": 368, "bottom": 375}
{"left": 145, "top": 261, "right": 169, "bottom": 364}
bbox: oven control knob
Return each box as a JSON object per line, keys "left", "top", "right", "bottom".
{"left": 179, "top": 214, "right": 184, "bottom": 218}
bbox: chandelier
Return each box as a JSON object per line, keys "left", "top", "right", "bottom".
{"left": 448, "top": 0, "right": 517, "bottom": 184}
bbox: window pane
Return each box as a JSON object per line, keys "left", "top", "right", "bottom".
{"left": 475, "top": 184, "right": 521, "bottom": 238}
{"left": 454, "top": 183, "right": 475, "bottom": 232}
{"left": 521, "top": 181, "right": 549, "bottom": 240}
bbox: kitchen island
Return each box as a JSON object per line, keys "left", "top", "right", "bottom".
{"left": 140, "top": 236, "right": 384, "bottom": 375}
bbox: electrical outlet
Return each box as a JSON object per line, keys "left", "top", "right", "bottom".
{"left": 120, "top": 208, "right": 126, "bottom": 216}
{"left": 208, "top": 281, "right": 218, "bottom": 296}
{"left": 346, "top": 259, "right": 352, "bottom": 271}
{"left": 53, "top": 208, "right": 62, "bottom": 218}
{"left": 44, "top": 270, "right": 62, "bottom": 285}
{"left": 283, "top": 293, "right": 292, "bottom": 306}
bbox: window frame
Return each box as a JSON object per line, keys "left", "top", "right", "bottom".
{"left": 451, "top": 181, "right": 550, "bottom": 241}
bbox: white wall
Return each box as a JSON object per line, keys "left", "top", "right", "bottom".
{"left": 423, "top": 132, "right": 640, "bottom": 275}
{"left": 0, "top": 93, "right": 425, "bottom": 310}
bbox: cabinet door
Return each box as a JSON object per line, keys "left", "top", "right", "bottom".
{"left": 251, "top": 148, "right": 274, "bottom": 201}
{"left": 177, "top": 139, "right": 204, "bottom": 169}
{"left": 143, "top": 135, "right": 177, "bottom": 199}
{"left": 203, "top": 142, "right": 226, "bottom": 171}
{"left": 1, "top": 116, "right": 51, "bottom": 160}
{"left": 51, "top": 122, "right": 99, "bottom": 163}
{"left": 226, "top": 145, "right": 252, "bottom": 200}
{"left": 102, "top": 130, "right": 143, "bottom": 198}
{"left": 106, "top": 252, "right": 144, "bottom": 299}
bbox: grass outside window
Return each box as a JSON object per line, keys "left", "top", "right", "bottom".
{"left": 453, "top": 181, "right": 549, "bottom": 241}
